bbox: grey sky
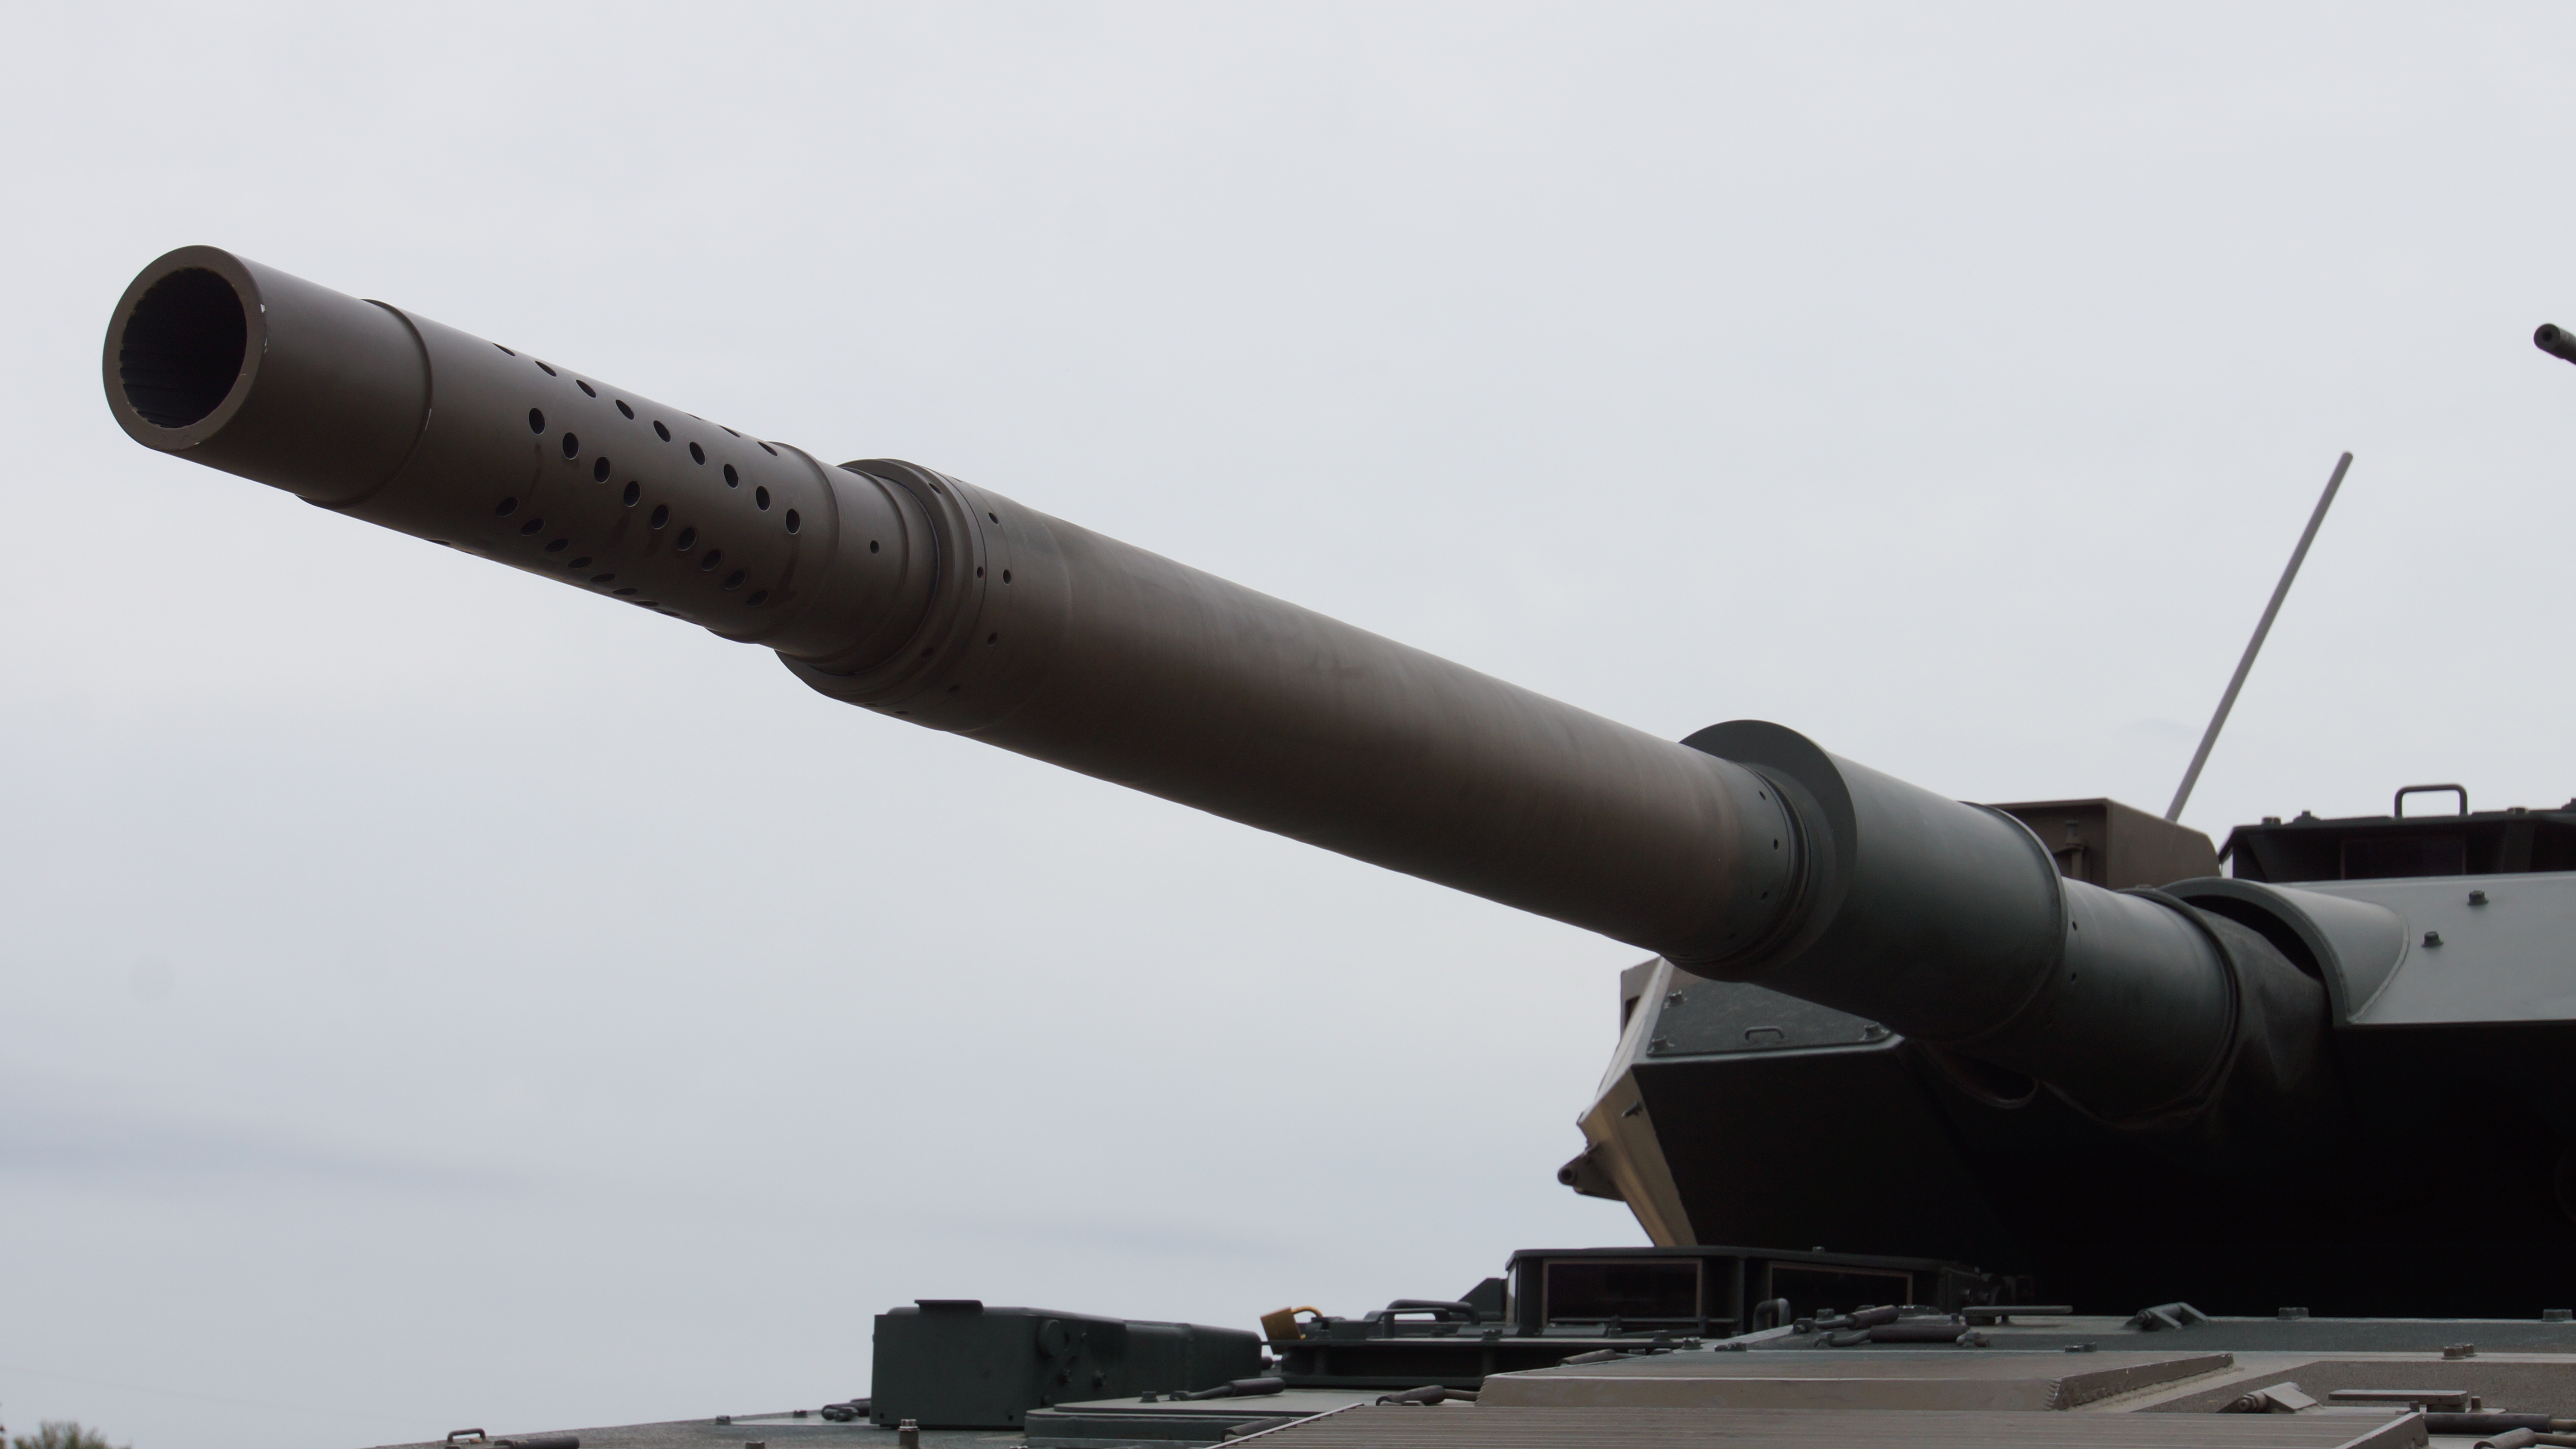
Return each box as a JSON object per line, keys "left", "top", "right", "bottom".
{"left": 6, "top": 5, "right": 2574, "bottom": 1447}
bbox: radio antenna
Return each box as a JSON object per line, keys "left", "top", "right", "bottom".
{"left": 2166, "top": 451, "right": 2354, "bottom": 823}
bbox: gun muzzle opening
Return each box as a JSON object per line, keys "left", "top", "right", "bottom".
{"left": 115, "top": 266, "right": 248, "bottom": 430}
{"left": 103, "top": 247, "right": 434, "bottom": 505}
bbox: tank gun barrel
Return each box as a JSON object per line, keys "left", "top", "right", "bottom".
{"left": 103, "top": 248, "right": 2327, "bottom": 1131}
{"left": 2536, "top": 322, "right": 2576, "bottom": 365}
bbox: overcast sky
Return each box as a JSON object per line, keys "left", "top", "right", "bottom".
{"left": 8, "top": 4, "right": 2576, "bottom": 1447}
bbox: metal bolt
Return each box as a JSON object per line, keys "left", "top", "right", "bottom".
{"left": 2470, "top": 890, "right": 2490, "bottom": 905}
{"left": 1665, "top": 991, "right": 1683, "bottom": 1008}
{"left": 2444, "top": 1343, "right": 2477, "bottom": 1359}
{"left": 2424, "top": 931, "right": 2444, "bottom": 947}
